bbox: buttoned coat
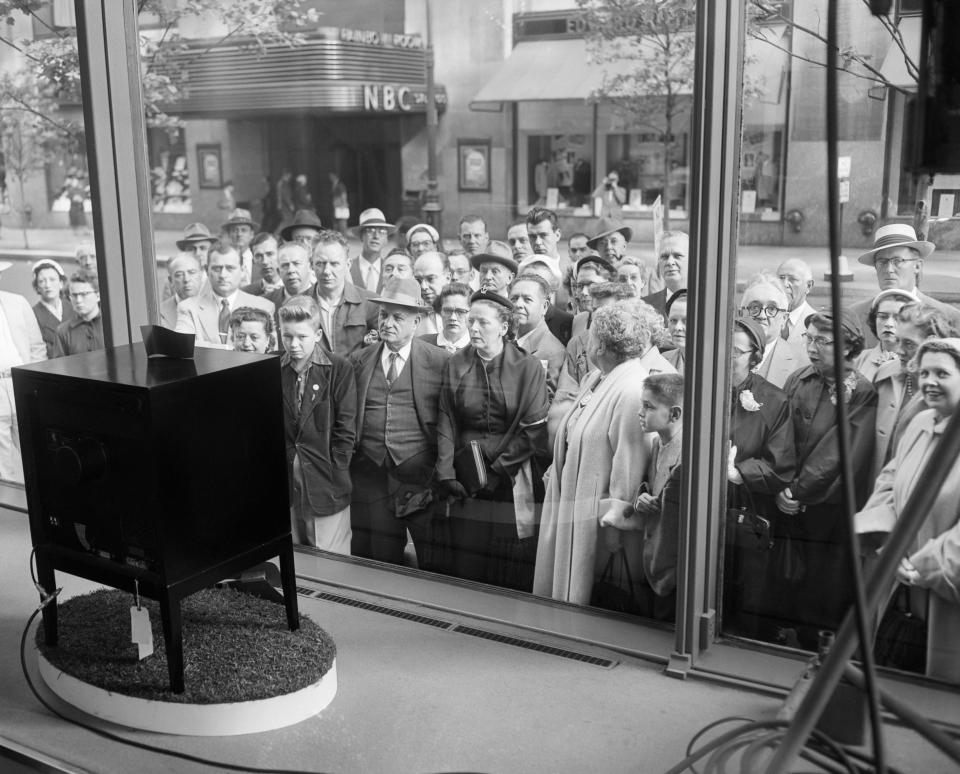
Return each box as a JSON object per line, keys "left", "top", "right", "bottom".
{"left": 870, "top": 358, "right": 908, "bottom": 480}
{"left": 782, "top": 365, "right": 877, "bottom": 507}
{"left": 855, "top": 409, "right": 960, "bottom": 682}
{"left": 533, "top": 350, "right": 676, "bottom": 605}
{"left": 175, "top": 287, "right": 275, "bottom": 346}
{"left": 518, "top": 321, "right": 567, "bottom": 399}
{"left": 311, "top": 283, "right": 378, "bottom": 358}
{"left": 281, "top": 347, "right": 357, "bottom": 517}
{"left": 32, "top": 299, "right": 74, "bottom": 359}
{"left": 350, "top": 337, "right": 449, "bottom": 462}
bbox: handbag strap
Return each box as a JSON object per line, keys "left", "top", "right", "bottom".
{"left": 734, "top": 482, "right": 759, "bottom": 515}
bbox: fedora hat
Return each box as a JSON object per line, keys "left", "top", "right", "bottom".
{"left": 279, "top": 209, "right": 324, "bottom": 241}
{"left": 222, "top": 208, "right": 259, "bottom": 231}
{"left": 351, "top": 208, "right": 397, "bottom": 236}
{"left": 371, "top": 276, "right": 426, "bottom": 310}
{"left": 176, "top": 222, "right": 217, "bottom": 250}
{"left": 470, "top": 242, "right": 518, "bottom": 274}
{"left": 586, "top": 218, "right": 633, "bottom": 250}
{"left": 857, "top": 223, "right": 935, "bottom": 266}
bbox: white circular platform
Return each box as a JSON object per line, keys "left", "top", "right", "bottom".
{"left": 37, "top": 651, "right": 337, "bottom": 736}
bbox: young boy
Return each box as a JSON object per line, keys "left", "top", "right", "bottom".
{"left": 279, "top": 296, "right": 357, "bottom": 554}
{"left": 601, "top": 372, "right": 684, "bottom": 621}
{"left": 229, "top": 306, "right": 275, "bottom": 353}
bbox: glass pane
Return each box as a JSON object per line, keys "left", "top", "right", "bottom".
{"left": 723, "top": 0, "right": 960, "bottom": 687}
{"left": 133, "top": 0, "right": 696, "bottom": 626}
{"left": 0, "top": 6, "right": 102, "bottom": 485}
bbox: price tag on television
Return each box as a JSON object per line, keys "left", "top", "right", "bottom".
{"left": 130, "top": 606, "right": 154, "bottom": 660}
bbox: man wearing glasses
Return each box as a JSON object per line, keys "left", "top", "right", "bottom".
{"left": 852, "top": 223, "right": 960, "bottom": 348}
{"left": 54, "top": 270, "right": 104, "bottom": 357}
{"left": 738, "top": 275, "right": 791, "bottom": 387}
{"left": 350, "top": 208, "right": 395, "bottom": 293}
{"left": 761, "top": 258, "right": 818, "bottom": 388}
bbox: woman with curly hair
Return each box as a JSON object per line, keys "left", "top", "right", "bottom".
{"left": 534, "top": 300, "right": 675, "bottom": 608}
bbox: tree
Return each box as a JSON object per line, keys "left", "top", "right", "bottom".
{"left": 577, "top": 0, "right": 697, "bottom": 228}
{"left": 0, "top": 70, "right": 74, "bottom": 247}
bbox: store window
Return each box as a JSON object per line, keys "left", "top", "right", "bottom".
{"left": 147, "top": 127, "right": 191, "bottom": 214}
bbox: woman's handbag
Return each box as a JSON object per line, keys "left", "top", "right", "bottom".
{"left": 590, "top": 549, "right": 642, "bottom": 615}
{"left": 724, "top": 486, "right": 773, "bottom": 552}
{"left": 874, "top": 583, "right": 927, "bottom": 674}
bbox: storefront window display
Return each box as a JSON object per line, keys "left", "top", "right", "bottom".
{"left": 147, "top": 127, "right": 191, "bottom": 214}
{"left": 527, "top": 134, "right": 593, "bottom": 210}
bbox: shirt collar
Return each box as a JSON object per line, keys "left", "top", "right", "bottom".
{"left": 281, "top": 345, "right": 330, "bottom": 372}
{"left": 381, "top": 340, "right": 413, "bottom": 370}
{"left": 213, "top": 289, "right": 240, "bottom": 308}
{"left": 437, "top": 329, "right": 470, "bottom": 349}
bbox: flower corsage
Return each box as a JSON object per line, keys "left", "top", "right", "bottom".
{"left": 829, "top": 372, "right": 859, "bottom": 405}
{"left": 739, "top": 389, "right": 763, "bottom": 412}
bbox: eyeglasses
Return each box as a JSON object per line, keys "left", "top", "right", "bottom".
{"left": 363, "top": 227, "right": 389, "bottom": 236}
{"left": 69, "top": 290, "right": 97, "bottom": 299}
{"left": 441, "top": 306, "right": 470, "bottom": 317}
{"left": 801, "top": 333, "right": 834, "bottom": 349}
{"left": 875, "top": 256, "right": 917, "bottom": 271}
{"left": 742, "top": 303, "right": 786, "bottom": 319}
{"left": 731, "top": 346, "right": 754, "bottom": 357}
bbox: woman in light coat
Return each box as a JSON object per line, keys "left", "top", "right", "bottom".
{"left": 533, "top": 300, "right": 675, "bottom": 607}
{"left": 857, "top": 337, "right": 960, "bottom": 683}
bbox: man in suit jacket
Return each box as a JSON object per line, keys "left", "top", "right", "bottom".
{"left": 518, "top": 255, "right": 574, "bottom": 345}
{"left": 176, "top": 246, "right": 274, "bottom": 347}
{"left": 509, "top": 274, "right": 567, "bottom": 398}
{"left": 0, "top": 274, "right": 47, "bottom": 483}
{"left": 642, "top": 231, "right": 688, "bottom": 318}
{"left": 349, "top": 208, "right": 394, "bottom": 292}
{"left": 349, "top": 276, "right": 450, "bottom": 566}
{"left": 160, "top": 252, "right": 203, "bottom": 329}
{"left": 759, "top": 258, "right": 817, "bottom": 388}
{"left": 851, "top": 223, "right": 960, "bottom": 348}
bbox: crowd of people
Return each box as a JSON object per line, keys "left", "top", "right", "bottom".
{"left": 14, "top": 204, "right": 960, "bottom": 680}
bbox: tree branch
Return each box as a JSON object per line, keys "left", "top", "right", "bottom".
{"left": 0, "top": 92, "right": 76, "bottom": 134}
{"left": 26, "top": 7, "right": 67, "bottom": 39}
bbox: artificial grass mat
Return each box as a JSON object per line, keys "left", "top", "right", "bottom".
{"left": 36, "top": 587, "right": 336, "bottom": 704}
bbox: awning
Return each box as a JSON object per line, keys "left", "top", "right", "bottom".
{"left": 879, "top": 17, "right": 921, "bottom": 90}
{"left": 470, "top": 37, "right": 666, "bottom": 109}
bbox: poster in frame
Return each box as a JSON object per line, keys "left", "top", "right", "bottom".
{"left": 458, "top": 139, "right": 491, "bottom": 193}
{"left": 197, "top": 144, "right": 223, "bottom": 189}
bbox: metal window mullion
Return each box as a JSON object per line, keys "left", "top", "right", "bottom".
{"left": 75, "top": 0, "right": 157, "bottom": 345}
{"left": 668, "top": 0, "right": 746, "bottom": 675}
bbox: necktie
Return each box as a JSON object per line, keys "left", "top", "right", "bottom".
{"left": 366, "top": 262, "right": 380, "bottom": 292}
{"left": 386, "top": 352, "right": 399, "bottom": 385}
{"left": 780, "top": 316, "right": 791, "bottom": 341}
{"left": 218, "top": 298, "right": 231, "bottom": 344}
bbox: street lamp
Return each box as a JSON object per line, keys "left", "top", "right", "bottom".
{"left": 422, "top": 0, "right": 442, "bottom": 234}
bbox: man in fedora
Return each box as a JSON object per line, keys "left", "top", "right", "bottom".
{"left": 279, "top": 209, "right": 324, "bottom": 250}
{"left": 222, "top": 208, "right": 259, "bottom": 286}
{"left": 176, "top": 245, "right": 275, "bottom": 348}
{"left": 350, "top": 208, "right": 395, "bottom": 292}
{"left": 348, "top": 276, "right": 450, "bottom": 567}
{"left": 471, "top": 241, "right": 518, "bottom": 299}
{"left": 852, "top": 223, "right": 960, "bottom": 348}
{"left": 176, "top": 223, "right": 217, "bottom": 269}
{"left": 587, "top": 218, "right": 633, "bottom": 268}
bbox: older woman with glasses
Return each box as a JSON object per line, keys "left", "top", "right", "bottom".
{"left": 775, "top": 309, "right": 877, "bottom": 647}
{"left": 436, "top": 291, "right": 550, "bottom": 590}
{"left": 723, "top": 316, "right": 797, "bottom": 642}
{"left": 534, "top": 300, "right": 675, "bottom": 609}
{"left": 857, "top": 338, "right": 960, "bottom": 683}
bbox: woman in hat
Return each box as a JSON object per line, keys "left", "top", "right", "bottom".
{"left": 534, "top": 299, "right": 675, "bottom": 610}
{"left": 870, "top": 303, "right": 959, "bottom": 479}
{"left": 31, "top": 259, "right": 75, "bottom": 358}
{"left": 776, "top": 310, "right": 877, "bottom": 647}
{"left": 722, "top": 316, "right": 797, "bottom": 642}
{"left": 854, "top": 289, "right": 915, "bottom": 381}
{"left": 435, "top": 291, "right": 550, "bottom": 591}
{"left": 857, "top": 338, "right": 960, "bottom": 683}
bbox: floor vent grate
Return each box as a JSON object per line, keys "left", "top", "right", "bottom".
{"left": 296, "top": 585, "right": 319, "bottom": 597}
{"left": 452, "top": 625, "right": 619, "bottom": 668}
{"left": 313, "top": 591, "right": 454, "bottom": 629}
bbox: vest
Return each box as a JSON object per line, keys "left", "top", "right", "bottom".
{"left": 360, "top": 355, "right": 431, "bottom": 467}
